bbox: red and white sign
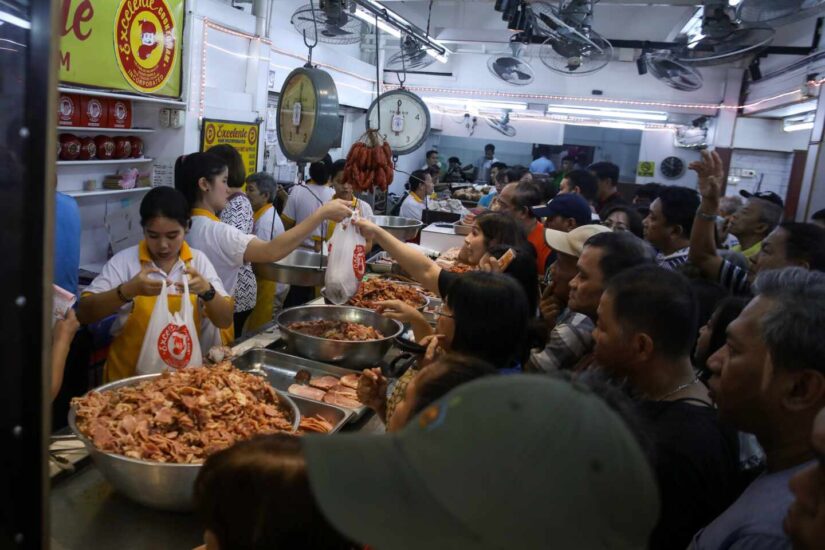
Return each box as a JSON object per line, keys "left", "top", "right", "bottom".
{"left": 157, "top": 323, "right": 193, "bottom": 369}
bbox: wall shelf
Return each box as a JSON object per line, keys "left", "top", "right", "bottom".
{"left": 57, "top": 158, "right": 154, "bottom": 166}
{"left": 58, "top": 86, "right": 186, "bottom": 107}
{"left": 63, "top": 187, "right": 153, "bottom": 199}
{"left": 57, "top": 126, "right": 156, "bottom": 134}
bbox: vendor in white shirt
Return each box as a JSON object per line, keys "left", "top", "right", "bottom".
{"left": 327, "top": 159, "right": 374, "bottom": 250}
{"left": 245, "top": 172, "right": 290, "bottom": 332}
{"left": 77, "top": 187, "right": 234, "bottom": 382}
{"left": 175, "top": 152, "right": 352, "bottom": 346}
{"left": 281, "top": 161, "right": 336, "bottom": 252}
{"left": 399, "top": 169, "right": 434, "bottom": 221}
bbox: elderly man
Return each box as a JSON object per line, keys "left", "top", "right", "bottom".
{"left": 492, "top": 180, "right": 551, "bottom": 274}
{"left": 691, "top": 268, "right": 825, "bottom": 549}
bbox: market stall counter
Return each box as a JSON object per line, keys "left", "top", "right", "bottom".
{"left": 49, "top": 318, "right": 387, "bottom": 550}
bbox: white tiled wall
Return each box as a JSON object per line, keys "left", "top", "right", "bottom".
{"left": 726, "top": 149, "right": 794, "bottom": 202}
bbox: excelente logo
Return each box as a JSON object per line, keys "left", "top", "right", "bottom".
{"left": 114, "top": 0, "right": 177, "bottom": 93}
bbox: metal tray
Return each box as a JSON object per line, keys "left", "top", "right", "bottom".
{"left": 289, "top": 394, "right": 351, "bottom": 434}
{"left": 233, "top": 348, "right": 370, "bottom": 421}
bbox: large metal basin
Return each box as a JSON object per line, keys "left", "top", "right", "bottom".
{"left": 276, "top": 305, "right": 403, "bottom": 368}
{"left": 68, "top": 372, "right": 300, "bottom": 512}
{"left": 253, "top": 249, "right": 326, "bottom": 286}
{"left": 373, "top": 215, "right": 423, "bottom": 242}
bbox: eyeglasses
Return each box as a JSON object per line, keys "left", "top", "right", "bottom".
{"left": 603, "top": 220, "right": 628, "bottom": 232}
{"left": 434, "top": 305, "right": 454, "bottom": 319}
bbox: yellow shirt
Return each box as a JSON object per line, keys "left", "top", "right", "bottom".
{"left": 732, "top": 241, "right": 762, "bottom": 259}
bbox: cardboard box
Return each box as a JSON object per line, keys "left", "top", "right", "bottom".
{"left": 80, "top": 96, "right": 107, "bottom": 128}
{"left": 58, "top": 93, "right": 80, "bottom": 126}
{"left": 108, "top": 99, "right": 132, "bottom": 129}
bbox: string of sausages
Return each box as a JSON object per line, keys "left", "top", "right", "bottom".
{"left": 343, "top": 129, "right": 394, "bottom": 192}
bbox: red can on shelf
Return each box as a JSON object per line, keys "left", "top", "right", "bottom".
{"left": 128, "top": 136, "right": 144, "bottom": 158}
{"left": 114, "top": 137, "right": 132, "bottom": 159}
{"left": 78, "top": 137, "right": 97, "bottom": 160}
{"left": 81, "top": 96, "right": 107, "bottom": 128}
{"left": 59, "top": 134, "right": 81, "bottom": 160}
{"left": 58, "top": 94, "right": 80, "bottom": 126}
{"left": 108, "top": 99, "right": 132, "bottom": 129}
{"left": 94, "top": 135, "right": 115, "bottom": 160}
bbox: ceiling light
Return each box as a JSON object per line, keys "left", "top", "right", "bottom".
{"left": 784, "top": 121, "right": 814, "bottom": 132}
{"left": 426, "top": 47, "right": 449, "bottom": 63}
{"left": 598, "top": 121, "right": 647, "bottom": 130}
{"left": 0, "top": 10, "right": 30, "bottom": 29}
{"left": 545, "top": 105, "right": 668, "bottom": 122}
{"left": 353, "top": 8, "right": 402, "bottom": 38}
{"left": 424, "top": 97, "right": 526, "bottom": 110}
{"left": 680, "top": 8, "right": 704, "bottom": 49}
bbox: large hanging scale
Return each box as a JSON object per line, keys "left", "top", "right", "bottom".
{"left": 366, "top": 89, "right": 431, "bottom": 156}
{"left": 276, "top": 1, "right": 341, "bottom": 163}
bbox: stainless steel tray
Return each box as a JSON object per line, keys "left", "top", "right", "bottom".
{"left": 289, "top": 394, "right": 351, "bottom": 434}
{"left": 233, "top": 348, "right": 369, "bottom": 422}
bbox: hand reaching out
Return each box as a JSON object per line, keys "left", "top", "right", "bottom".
{"left": 375, "top": 300, "right": 424, "bottom": 324}
{"left": 689, "top": 149, "right": 724, "bottom": 204}
{"left": 357, "top": 367, "right": 388, "bottom": 412}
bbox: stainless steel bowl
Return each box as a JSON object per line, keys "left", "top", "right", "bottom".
{"left": 68, "top": 372, "right": 300, "bottom": 512}
{"left": 373, "top": 215, "right": 424, "bottom": 242}
{"left": 253, "top": 249, "right": 326, "bottom": 286}
{"left": 276, "top": 305, "right": 403, "bottom": 368}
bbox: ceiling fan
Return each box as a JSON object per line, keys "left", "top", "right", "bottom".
{"left": 674, "top": 0, "right": 774, "bottom": 67}
{"left": 530, "top": 1, "right": 613, "bottom": 76}
{"left": 291, "top": 1, "right": 366, "bottom": 45}
{"left": 486, "top": 111, "right": 517, "bottom": 137}
{"left": 487, "top": 41, "right": 535, "bottom": 86}
{"left": 736, "top": 0, "right": 825, "bottom": 27}
{"left": 385, "top": 34, "right": 437, "bottom": 72}
{"left": 641, "top": 50, "right": 704, "bottom": 92}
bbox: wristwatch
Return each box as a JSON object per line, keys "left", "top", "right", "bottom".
{"left": 198, "top": 284, "right": 216, "bottom": 302}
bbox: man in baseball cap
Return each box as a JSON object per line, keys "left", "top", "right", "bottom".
{"left": 303, "top": 375, "right": 659, "bottom": 550}
{"left": 727, "top": 190, "right": 784, "bottom": 260}
{"left": 527, "top": 224, "right": 611, "bottom": 372}
{"left": 531, "top": 192, "right": 594, "bottom": 232}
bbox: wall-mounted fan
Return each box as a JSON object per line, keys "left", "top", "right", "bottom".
{"left": 530, "top": 1, "right": 613, "bottom": 76}
{"left": 291, "top": 1, "right": 366, "bottom": 45}
{"left": 487, "top": 42, "right": 535, "bottom": 86}
{"left": 737, "top": 0, "right": 825, "bottom": 27}
{"left": 674, "top": 0, "right": 774, "bottom": 66}
{"left": 486, "top": 112, "right": 517, "bottom": 137}
{"left": 385, "top": 34, "right": 437, "bottom": 72}
{"left": 643, "top": 51, "right": 704, "bottom": 91}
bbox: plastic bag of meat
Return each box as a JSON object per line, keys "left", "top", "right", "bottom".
{"left": 324, "top": 212, "right": 366, "bottom": 305}
{"left": 135, "top": 278, "right": 203, "bottom": 375}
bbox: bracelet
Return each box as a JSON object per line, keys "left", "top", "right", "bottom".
{"left": 116, "top": 284, "right": 132, "bottom": 303}
{"left": 695, "top": 210, "right": 717, "bottom": 222}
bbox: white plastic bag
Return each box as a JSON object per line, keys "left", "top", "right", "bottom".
{"left": 324, "top": 213, "right": 366, "bottom": 305}
{"left": 136, "top": 277, "right": 203, "bottom": 375}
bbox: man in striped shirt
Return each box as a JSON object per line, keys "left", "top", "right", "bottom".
{"left": 643, "top": 185, "right": 699, "bottom": 271}
{"left": 689, "top": 150, "right": 825, "bottom": 295}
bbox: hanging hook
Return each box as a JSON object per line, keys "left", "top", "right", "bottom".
{"left": 397, "top": 35, "right": 407, "bottom": 87}
{"left": 303, "top": 0, "right": 319, "bottom": 66}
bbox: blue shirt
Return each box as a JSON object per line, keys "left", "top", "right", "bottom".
{"left": 478, "top": 190, "right": 496, "bottom": 208}
{"left": 55, "top": 192, "right": 81, "bottom": 296}
{"left": 529, "top": 156, "right": 556, "bottom": 174}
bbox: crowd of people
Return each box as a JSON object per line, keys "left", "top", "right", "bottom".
{"left": 55, "top": 142, "right": 825, "bottom": 549}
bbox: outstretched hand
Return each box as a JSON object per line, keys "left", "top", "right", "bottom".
{"left": 689, "top": 149, "right": 724, "bottom": 204}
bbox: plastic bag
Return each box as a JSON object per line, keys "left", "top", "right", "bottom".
{"left": 324, "top": 213, "right": 366, "bottom": 304}
{"left": 136, "top": 277, "right": 203, "bottom": 375}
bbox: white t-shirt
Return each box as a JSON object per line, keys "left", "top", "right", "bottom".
{"left": 186, "top": 215, "right": 256, "bottom": 295}
{"left": 282, "top": 182, "right": 335, "bottom": 248}
{"left": 399, "top": 193, "right": 427, "bottom": 221}
{"left": 253, "top": 205, "right": 290, "bottom": 301}
{"left": 83, "top": 242, "right": 227, "bottom": 339}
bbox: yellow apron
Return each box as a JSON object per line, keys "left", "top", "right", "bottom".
{"left": 246, "top": 204, "right": 278, "bottom": 332}
{"left": 103, "top": 241, "right": 200, "bottom": 382}
{"left": 191, "top": 208, "right": 235, "bottom": 346}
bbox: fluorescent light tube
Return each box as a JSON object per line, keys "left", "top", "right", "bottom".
{"left": 426, "top": 47, "right": 449, "bottom": 63}
{"left": 424, "top": 97, "right": 526, "bottom": 110}
{"left": 546, "top": 105, "right": 668, "bottom": 122}
{"left": 0, "top": 10, "right": 31, "bottom": 29}
{"left": 353, "top": 8, "right": 402, "bottom": 38}
{"left": 784, "top": 121, "right": 814, "bottom": 133}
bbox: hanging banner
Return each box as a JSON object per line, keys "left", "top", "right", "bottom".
{"left": 201, "top": 119, "right": 261, "bottom": 177}
{"left": 59, "top": 0, "right": 184, "bottom": 98}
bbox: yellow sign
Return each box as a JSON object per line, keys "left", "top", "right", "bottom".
{"left": 59, "top": 0, "right": 183, "bottom": 98}
{"left": 201, "top": 119, "right": 261, "bottom": 178}
{"left": 638, "top": 161, "right": 655, "bottom": 178}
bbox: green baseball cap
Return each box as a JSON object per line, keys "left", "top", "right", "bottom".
{"left": 304, "top": 375, "right": 659, "bottom": 550}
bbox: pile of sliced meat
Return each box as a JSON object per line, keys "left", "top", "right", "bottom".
{"left": 288, "top": 320, "right": 383, "bottom": 341}
{"left": 348, "top": 278, "right": 427, "bottom": 310}
{"left": 289, "top": 372, "right": 362, "bottom": 409}
{"left": 72, "top": 363, "right": 299, "bottom": 464}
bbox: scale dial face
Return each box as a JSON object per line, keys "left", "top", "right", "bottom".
{"left": 366, "top": 89, "right": 431, "bottom": 155}
{"left": 276, "top": 67, "right": 340, "bottom": 162}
